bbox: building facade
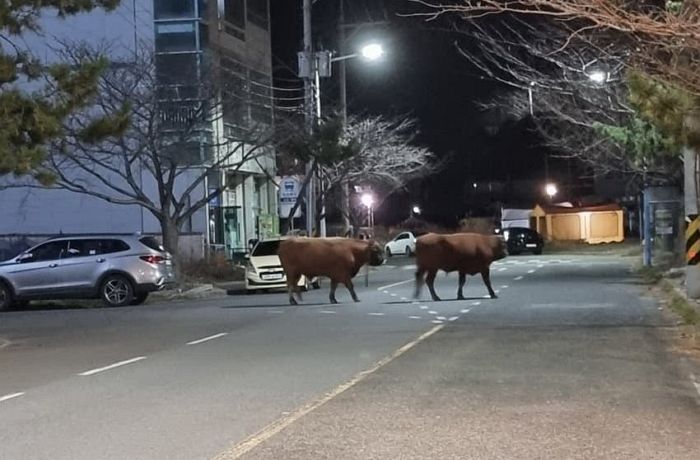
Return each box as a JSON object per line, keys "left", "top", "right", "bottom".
{"left": 0, "top": 0, "right": 278, "bottom": 259}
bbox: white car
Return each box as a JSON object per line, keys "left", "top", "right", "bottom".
{"left": 384, "top": 231, "right": 420, "bottom": 257}
{"left": 245, "top": 238, "right": 319, "bottom": 293}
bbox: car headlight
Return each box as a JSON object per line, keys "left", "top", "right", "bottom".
{"left": 246, "top": 262, "right": 257, "bottom": 275}
{"left": 503, "top": 230, "right": 510, "bottom": 241}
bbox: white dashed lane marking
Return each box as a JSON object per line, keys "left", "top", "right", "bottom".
{"left": 428, "top": 310, "right": 438, "bottom": 315}
{"left": 319, "top": 310, "right": 337, "bottom": 314}
{"left": 78, "top": 356, "right": 147, "bottom": 376}
{"left": 409, "top": 316, "right": 422, "bottom": 320}
{"left": 431, "top": 320, "right": 443, "bottom": 324}
{"left": 187, "top": 333, "right": 228, "bottom": 346}
{"left": 368, "top": 312, "right": 385, "bottom": 317}
{"left": 460, "top": 309, "right": 471, "bottom": 313}
{"left": 0, "top": 392, "right": 25, "bottom": 403}
{"left": 527, "top": 269, "right": 536, "bottom": 274}
{"left": 448, "top": 316, "right": 459, "bottom": 322}
{"left": 514, "top": 276, "right": 524, "bottom": 281}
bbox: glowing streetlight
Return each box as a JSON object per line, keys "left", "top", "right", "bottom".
{"left": 412, "top": 205, "right": 421, "bottom": 214}
{"left": 588, "top": 70, "right": 608, "bottom": 84}
{"left": 361, "top": 193, "right": 374, "bottom": 208}
{"left": 545, "top": 183, "right": 558, "bottom": 199}
{"left": 360, "top": 43, "right": 384, "bottom": 61}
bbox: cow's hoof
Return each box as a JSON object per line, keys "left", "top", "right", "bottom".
{"left": 330, "top": 298, "right": 338, "bottom": 304}
{"left": 290, "top": 299, "right": 298, "bottom": 306}
{"left": 457, "top": 296, "right": 465, "bottom": 301}
{"left": 490, "top": 294, "right": 498, "bottom": 299}
{"left": 431, "top": 297, "right": 441, "bottom": 302}
{"left": 353, "top": 298, "right": 360, "bottom": 303}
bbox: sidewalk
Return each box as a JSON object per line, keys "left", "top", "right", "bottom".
{"left": 235, "top": 320, "right": 700, "bottom": 460}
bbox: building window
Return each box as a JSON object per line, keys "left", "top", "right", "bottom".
{"left": 225, "top": 0, "right": 245, "bottom": 29}
{"left": 156, "top": 53, "right": 199, "bottom": 99}
{"left": 154, "top": 0, "right": 196, "bottom": 19}
{"left": 247, "top": 0, "right": 268, "bottom": 29}
{"left": 155, "top": 22, "right": 197, "bottom": 52}
{"left": 249, "top": 69, "right": 272, "bottom": 125}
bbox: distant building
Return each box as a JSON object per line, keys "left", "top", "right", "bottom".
{"left": 0, "top": 1, "right": 278, "bottom": 259}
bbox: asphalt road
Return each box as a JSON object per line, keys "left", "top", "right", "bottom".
{"left": 1, "top": 254, "right": 699, "bottom": 459}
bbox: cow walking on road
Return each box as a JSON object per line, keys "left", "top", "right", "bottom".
{"left": 279, "top": 238, "right": 385, "bottom": 305}
{"left": 414, "top": 232, "right": 506, "bottom": 301}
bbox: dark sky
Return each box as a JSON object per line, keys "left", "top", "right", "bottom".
{"left": 270, "top": 0, "right": 557, "bottom": 224}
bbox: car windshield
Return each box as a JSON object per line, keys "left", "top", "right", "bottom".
{"left": 252, "top": 240, "right": 281, "bottom": 257}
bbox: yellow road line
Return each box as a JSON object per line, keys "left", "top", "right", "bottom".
{"left": 212, "top": 324, "right": 445, "bottom": 459}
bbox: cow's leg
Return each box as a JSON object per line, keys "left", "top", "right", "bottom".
{"left": 329, "top": 280, "right": 339, "bottom": 304}
{"left": 481, "top": 268, "right": 497, "bottom": 299}
{"left": 426, "top": 270, "right": 441, "bottom": 301}
{"left": 457, "top": 271, "right": 467, "bottom": 300}
{"left": 286, "top": 272, "right": 300, "bottom": 305}
{"left": 414, "top": 267, "right": 426, "bottom": 299}
{"left": 345, "top": 279, "right": 360, "bottom": 303}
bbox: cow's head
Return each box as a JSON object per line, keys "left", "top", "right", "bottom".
{"left": 492, "top": 235, "right": 507, "bottom": 261}
{"left": 367, "top": 241, "right": 385, "bottom": 266}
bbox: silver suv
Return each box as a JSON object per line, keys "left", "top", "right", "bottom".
{"left": 0, "top": 235, "right": 175, "bottom": 310}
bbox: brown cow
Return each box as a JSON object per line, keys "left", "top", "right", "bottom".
{"left": 279, "top": 237, "right": 384, "bottom": 305}
{"left": 414, "top": 232, "right": 506, "bottom": 301}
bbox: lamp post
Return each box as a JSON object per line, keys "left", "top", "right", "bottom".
{"left": 545, "top": 183, "right": 558, "bottom": 202}
{"left": 361, "top": 192, "right": 374, "bottom": 235}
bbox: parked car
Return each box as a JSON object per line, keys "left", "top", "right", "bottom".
{"left": 245, "top": 238, "right": 320, "bottom": 293}
{"left": 384, "top": 231, "right": 424, "bottom": 257}
{"left": 0, "top": 235, "right": 175, "bottom": 310}
{"left": 502, "top": 227, "right": 544, "bottom": 255}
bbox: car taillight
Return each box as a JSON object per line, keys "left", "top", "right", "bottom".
{"left": 140, "top": 255, "right": 165, "bottom": 264}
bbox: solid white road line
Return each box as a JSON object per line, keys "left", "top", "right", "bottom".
{"left": 213, "top": 324, "right": 445, "bottom": 460}
{"left": 187, "top": 333, "right": 229, "bottom": 346}
{"left": 377, "top": 279, "right": 413, "bottom": 291}
{"left": 78, "top": 356, "right": 147, "bottom": 376}
{"left": 0, "top": 392, "right": 25, "bottom": 403}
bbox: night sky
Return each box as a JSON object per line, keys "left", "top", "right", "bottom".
{"left": 270, "top": 0, "right": 558, "bottom": 225}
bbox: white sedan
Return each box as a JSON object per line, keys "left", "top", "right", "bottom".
{"left": 245, "top": 239, "right": 319, "bottom": 293}
{"left": 384, "top": 231, "right": 419, "bottom": 257}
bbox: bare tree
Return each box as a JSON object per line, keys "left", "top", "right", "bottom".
{"left": 4, "top": 42, "right": 277, "bottom": 260}
{"left": 408, "top": 0, "right": 700, "bottom": 95}
{"left": 458, "top": 16, "right": 680, "bottom": 182}
{"left": 278, "top": 114, "right": 437, "bottom": 233}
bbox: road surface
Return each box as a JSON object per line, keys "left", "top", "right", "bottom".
{"left": 1, "top": 254, "right": 699, "bottom": 459}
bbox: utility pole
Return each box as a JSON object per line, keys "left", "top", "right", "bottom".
{"left": 303, "top": 0, "right": 315, "bottom": 236}
{"left": 338, "top": 0, "right": 351, "bottom": 235}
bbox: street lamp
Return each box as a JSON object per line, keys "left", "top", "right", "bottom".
{"left": 360, "top": 43, "right": 384, "bottom": 61}
{"left": 588, "top": 70, "right": 608, "bottom": 84}
{"left": 412, "top": 205, "right": 421, "bottom": 215}
{"left": 545, "top": 183, "right": 558, "bottom": 200}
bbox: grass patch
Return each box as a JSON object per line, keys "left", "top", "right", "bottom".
{"left": 637, "top": 265, "right": 663, "bottom": 285}
{"left": 660, "top": 280, "right": 700, "bottom": 326}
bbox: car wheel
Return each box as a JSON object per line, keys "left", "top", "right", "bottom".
{"left": 533, "top": 247, "right": 543, "bottom": 255}
{"left": 386, "top": 247, "right": 392, "bottom": 258}
{"left": 0, "top": 282, "right": 13, "bottom": 311}
{"left": 312, "top": 279, "right": 321, "bottom": 290}
{"left": 405, "top": 246, "right": 413, "bottom": 257}
{"left": 100, "top": 275, "right": 134, "bottom": 307}
{"left": 130, "top": 292, "right": 149, "bottom": 306}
